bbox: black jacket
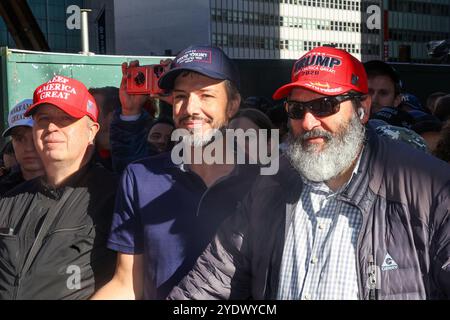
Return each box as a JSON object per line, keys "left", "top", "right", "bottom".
{"left": 0, "top": 162, "right": 118, "bottom": 299}
{"left": 0, "top": 167, "right": 25, "bottom": 197}
{"left": 169, "top": 128, "right": 450, "bottom": 300}
{"left": 110, "top": 110, "right": 156, "bottom": 173}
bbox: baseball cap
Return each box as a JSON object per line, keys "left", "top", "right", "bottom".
{"left": 370, "top": 107, "right": 415, "bottom": 129}
{"left": 2, "top": 99, "right": 34, "bottom": 137}
{"left": 399, "top": 93, "right": 430, "bottom": 113}
{"left": 158, "top": 45, "right": 240, "bottom": 90}
{"left": 25, "top": 75, "right": 98, "bottom": 122}
{"left": 363, "top": 60, "right": 402, "bottom": 89}
{"left": 408, "top": 110, "right": 442, "bottom": 134}
{"left": 273, "top": 46, "right": 368, "bottom": 100}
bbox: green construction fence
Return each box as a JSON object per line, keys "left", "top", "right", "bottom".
{"left": 0, "top": 47, "right": 168, "bottom": 144}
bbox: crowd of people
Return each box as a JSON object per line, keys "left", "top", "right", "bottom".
{"left": 0, "top": 44, "right": 448, "bottom": 300}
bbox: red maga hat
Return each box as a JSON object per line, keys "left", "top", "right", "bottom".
{"left": 25, "top": 75, "right": 98, "bottom": 122}
{"left": 273, "top": 46, "right": 368, "bottom": 100}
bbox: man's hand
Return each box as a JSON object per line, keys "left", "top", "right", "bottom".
{"left": 90, "top": 253, "right": 144, "bottom": 300}
{"left": 119, "top": 60, "right": 150, "bottom": 116}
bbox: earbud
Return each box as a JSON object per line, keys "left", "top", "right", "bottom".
{"left": 358, "top": 108, "right": 365, "bottom": 120}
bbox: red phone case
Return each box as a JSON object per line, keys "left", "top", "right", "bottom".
{"left": 126, "top": 65, "right": 165, "bottom": 95}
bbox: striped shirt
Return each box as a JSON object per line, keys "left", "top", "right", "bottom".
{"left": 277, "top": 159, "right": 363, "bottom": 300}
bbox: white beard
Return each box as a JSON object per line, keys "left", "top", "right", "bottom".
{"left": 286, "top": 113, "right": 365, "bottom": 182}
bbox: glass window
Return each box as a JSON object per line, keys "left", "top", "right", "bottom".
{"left": 48, "top": 5, "right": 65, "bottom": 19}
{"left": 243, "top": 11, "right": 248, "bottom": 23}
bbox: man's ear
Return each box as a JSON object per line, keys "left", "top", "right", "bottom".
{"left": 88, "top": 121, "right": 100, "bottom": 144}
{"left": 227, "top": 94, "right": 241, "bottom": 119}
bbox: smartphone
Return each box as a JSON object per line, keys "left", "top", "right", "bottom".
{"left": 126, "top": 64, "right": 166, "bottom": 95}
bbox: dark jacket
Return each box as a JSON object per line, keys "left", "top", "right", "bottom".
{"left": 0, "top": 166, "right": 25, "bottom": 197}
{"left": 110, "top": 110, "right": 156, "bottom": 173}
{"left": 0, "top": 162, "right": 118, "bottom": 299}
{"left": 94, "top": 149, "right": 113, "bottom": 172}
{"left": 169, "top": 128, "right": 450, "bottom": 300}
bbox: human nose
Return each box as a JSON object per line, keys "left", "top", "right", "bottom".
{"left": 301, "top": 111, "right": 321, "bottom": 131}
{"left": 185, "top": 94, "right": 202, "bottom": 116}
{"left": 46, "top": 120, "right": 60, "bottom": 132}
{"left": 371, "top": 92, "right": 380, "bottom": 105}
{"left": 24, "top": 136, "right": 36, "bottom": 152}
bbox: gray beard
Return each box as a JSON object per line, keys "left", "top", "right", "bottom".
{"left": 285, "top": 113, "right": 366, "bottom": 182}
{"left": 181, "top": 127, "right": 224, "bottom": 148}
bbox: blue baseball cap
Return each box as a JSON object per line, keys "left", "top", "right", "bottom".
{"left": 408, "top": 110, "right": 442, "bottom": 134}
{"left": 370, "top": 106, "right": 415, "bottom": 129}
{"left": 2, "top": 99, "right": 34, "bottom": 137}
{"left": 158, "top": 45, "right": 240, "bottom": 90}
{"left": 399, "top": 93, "right": 430, "bottom": 113}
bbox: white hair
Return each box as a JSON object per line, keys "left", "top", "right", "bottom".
{"left": 285, "top": 112, "right": 365, "bottom": 182}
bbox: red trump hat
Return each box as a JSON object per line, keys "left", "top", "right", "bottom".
{"left": 273, "top": 46, "right": 368, "bottom": 100}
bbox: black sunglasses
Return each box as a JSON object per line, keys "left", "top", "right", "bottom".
{"left": 285, "top": 94, "right": 364, "bottom": 119}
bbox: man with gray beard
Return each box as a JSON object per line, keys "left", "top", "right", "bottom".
{"left": 285, "top": 110, "right": 365, "bottom": 183}
{"left": 168, "top": 46, "right": 450, "bottom": 300}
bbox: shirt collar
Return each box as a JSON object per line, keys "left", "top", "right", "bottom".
{"left": 39, "top": 161, "right": 92, "bottom": 199}
{"left": 342, "top": 147, "right": 364, "bottom": 189}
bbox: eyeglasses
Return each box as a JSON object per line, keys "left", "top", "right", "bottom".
{"left": 285, "top": 94, "right": 364, "bottom": 119}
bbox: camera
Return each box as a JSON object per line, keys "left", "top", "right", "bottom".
{"left": 126, "top": 64, "right": 166, "bottom": 95}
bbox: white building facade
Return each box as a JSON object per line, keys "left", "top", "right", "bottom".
{"left": 211, "top": 0, "right": 382, "bottom": 61}
{"left": 94, "top": 0, "right": 382, "bottom": 61}
{"left": 80, "top": 0, "right": 450, "bottom": 63}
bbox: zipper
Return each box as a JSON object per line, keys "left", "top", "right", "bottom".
{"left": 44, "top": 225, "right": 86, "bottom": 238}
{"left": 195, "top": 186, "right": 210, "bottom": 217}
{"left": 13, "top": 272, "right": 21, "bottom": 299}
{"left": 367, "top": 254, "right": 378, "bottom": 300}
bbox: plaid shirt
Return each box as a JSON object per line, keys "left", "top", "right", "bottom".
{"left": 277, "top": 159, "right": 363, "bottom": 300}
